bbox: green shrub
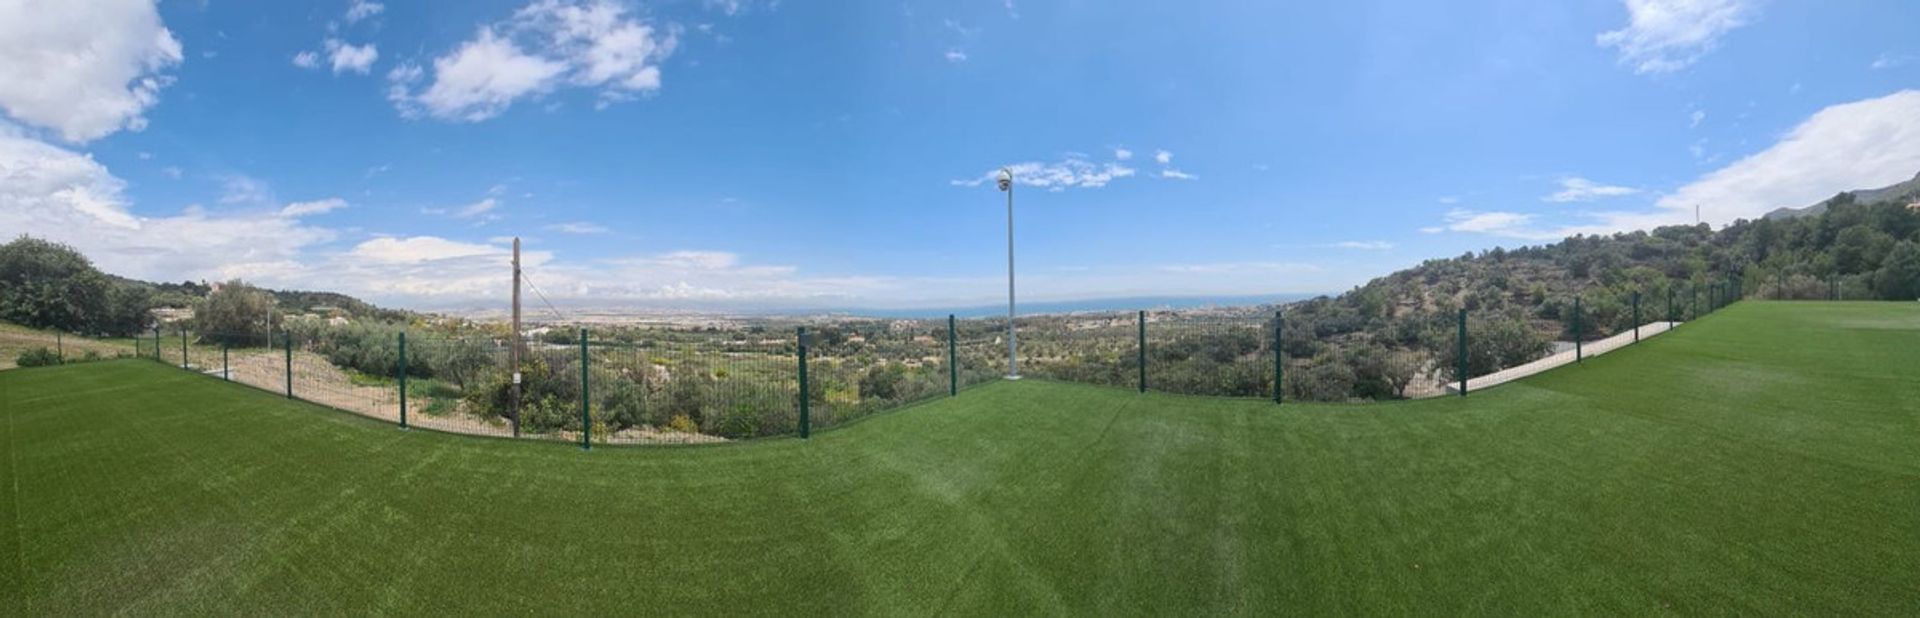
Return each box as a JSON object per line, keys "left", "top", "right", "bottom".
{"left": 15, "top": 347, "right": 61, "bottom": 367}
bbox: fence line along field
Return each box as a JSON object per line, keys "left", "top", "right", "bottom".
{"left": 3, "top": 301, "right": 1916, "bottom": 614}
{"left": 8, "top": 276, "right": 1749, "bottom": 446}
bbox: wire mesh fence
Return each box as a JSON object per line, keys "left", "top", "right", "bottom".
{"left": 72, "top": 273, "right": 1791, "bottom": 445}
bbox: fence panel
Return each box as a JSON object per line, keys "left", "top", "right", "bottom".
{"left": 1014, "top": 311, "right": 1138, "bottom": 390}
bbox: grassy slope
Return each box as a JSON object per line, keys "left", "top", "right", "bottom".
{"left": 1, "top": 302, "right": 1916, "bottom": 614}
{"left": 0, "top": 322, "right": 137, "bottom": 370}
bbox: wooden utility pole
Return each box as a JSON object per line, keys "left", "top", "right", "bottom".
{"left": 511, "top": 237, "right": 522, "bottom": 437}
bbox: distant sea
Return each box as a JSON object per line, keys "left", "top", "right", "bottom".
{"left": 808, "top": 294, "right": 1322, "bottom": 319}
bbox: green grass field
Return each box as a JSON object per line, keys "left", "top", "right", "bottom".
{"left": 2, "top": 302, "right": 1917, "bottom": 614}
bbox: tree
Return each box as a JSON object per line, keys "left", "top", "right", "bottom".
{"left": 195, "top": 280, "right": 279, "bottom": 346}
{"left": 0, "top": 236, "right": 114, "bottom": 333}
{"left": 1873, "top": 240, "right": 1920, "bottom": 300}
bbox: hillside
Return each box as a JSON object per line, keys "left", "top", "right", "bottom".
{"left": 1270, "top": 185, "right": 1920, "bottom": 399}
{"left": 1763, "top": 170, "right": 1920, "bottom": 220}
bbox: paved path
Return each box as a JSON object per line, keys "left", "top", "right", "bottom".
{"left": 1452, "top": 320, "right": 1679, "bottom": 394}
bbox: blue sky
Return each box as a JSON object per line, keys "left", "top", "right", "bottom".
{"left": 3, "top": 0, "right": 1919, "bottom": 310}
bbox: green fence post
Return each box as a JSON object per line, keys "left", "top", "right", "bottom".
{"left": 579, "top": 328, "right": 590, "bottom": 451}
{"left": 1136, "top": 310, "right": 1147, "bottom": 394}
{"left": 1632, "top": 291, "right": 1640, "bottom": 343}
{"left": 1456, "top": 308, "right": 1468, "bottom": 397}
{"left": 222, "top": 343, "right": 230, "bottom": 380}
{"left": 153, "top": 329, "right": 161, "bottom": 361}
{"left": 1574, "top": 296, "right": 1583, "bottom": 363}
{"left": 398, "top": 332, "right": 408, "bottom": 430}
{"left": 797, "top": 327, "right": 810, "bottom": 439}
{"left": 55, "top": 331, "right": 63, "bottom": 364}
{"left": 180, "top": 326, "right": 189, "bottom": 370}
{"left": 947, "top": 314, "right": 957, "bottom": 397}
{"left": 1273, "top": 310, "right": 1284, "bottom": 405}
{"left": 1667, "top": 287, "right": 1675, "bottom": 327}
{"left": 284, "top": 334, "right": 293, "bottom": 399}
{"left": 1692, "top": 285, "right": 1700, "bottom": 321}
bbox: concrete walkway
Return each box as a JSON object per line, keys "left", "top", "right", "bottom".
{"left": 1451, "top": 320, "right": 1679, "bottom": 394}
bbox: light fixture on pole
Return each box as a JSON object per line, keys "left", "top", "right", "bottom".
{"left": 998, "top": 167, "right": 1019, "bottom": 380}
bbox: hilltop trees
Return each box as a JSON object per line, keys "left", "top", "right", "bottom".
{"left": 0, "top": 236, "right": 153, "bottom": 336}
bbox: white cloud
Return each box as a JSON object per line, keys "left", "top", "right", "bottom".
{"left": 1690, "top": 109, "right": 1706, "bottom": 128}
{"left": 952, "top": 154, "right": 1136, "bottom": 191}
{"left": 324, "top": 39, "right": 379, "bottom": 74}
{"left": 279, "top": 198, "right": 348, "bottom": 218}
{"left": 1114, "top": 148, "right": 1133, "bottom": 161}
{"left": 455, "top": 197, "right": 500, "bottom": 219}
{"left": 391, "top": 29, "right": 564, "bottom": 121}
{"left": 1154, "top": 149, "right": 1172, "bottom": 165}
{"left": 944, "top": 49, "right": 968, "bottom": 63}
{"left": 1657, "top": 89, "right": 1920, "bottom": 224}
{"left": 293, "top": 51, "right": 321, "bottom": 69}
{"left": 0, "top": 127, "right": 336, "bottom": 284}
{"left": 0, "top": 0, "right": 183, "bottom": 143}
{"left": 1159, "top": 169, "right": 1198, "bottom": 180}
{"left": 345, "top": 0, "right": 385, "bottom": 24}
{"left": 1437, "top": 196, "right": 1460, "bottom": 205}
{"left": 1596, "top": 0, "right": 1755, "bottom": 74}
{"left": 389, "top": 0, "right": 677, "bottom": 121}
{"left": 1872, "top": 53, "right": 1914, "bottom": 70}
{"left": 218, "top": 175, "right": 275, "bottom": 206}
{"left": 1544, "top": 176, "right": 1639, "bottom": 203}
{"left": 1424, "top": 91, "right": 1920, "bottom": 243}
{"left": 1426, "top": 209, "right": 1560, "bottom": 240}
{"left": 545, "top": 221, "right": 609, "bottom": 234}
{"left": 160, "top": 165, "right": 181, "bottom": 179}
{"left": 350, "top": 236, "right": 503, "bottom": 265}
{"left": 1326, "top": 241, "right": 1394, "bottom": 251}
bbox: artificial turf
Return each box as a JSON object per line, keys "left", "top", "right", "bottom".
{"left": 1, "top": 301, "right": 1916, "bottom": 614}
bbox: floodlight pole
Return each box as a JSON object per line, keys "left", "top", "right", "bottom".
{"left": 999, "top": 167, "right": 1019, "bottom": 380}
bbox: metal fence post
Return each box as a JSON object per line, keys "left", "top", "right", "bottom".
{"left": 579, "top": 328, "right": 590, "bottom": 451}
{"left": 1632, "top": 291, "right": 1640, "bottom": 343}
{"left": 222, "top": 343, "right": 229, "bottom": 380}
{"left": 1273, "top": 310, "right": 1284, "bottom": 405}
{"left": 1136, "top": 310, "right": 1147, "bottom": 394}
{"left": 284, "top": 334, "right": 293, "bottom": 399}
{"left": 1456, "top": 308, "right": 1468, "bottom": 397}
{"left": 180, "top": 326, "right": 189, "bottom": 370}
{"left": 947, "top": 314, "right": 957, "bottom": 397}
{"left": 153, "top": 329, "right": 161, "bottom": 360}
{"left": 55, "top": 331, "right": 63, "bottom": 363}
{"left": 797, "top": 327, "right": 811, "bottom": 439}
{"left": 1667, "top": 287, "right": 1675, "bottom": 327}
{"left": 1574, "top": 296, "right": 1583, "bottom": 363}
{"left": 397, "top": 332, "right": 408, "bottom": 430}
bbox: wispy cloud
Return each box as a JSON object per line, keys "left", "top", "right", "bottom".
{"left": 1596, "top": 0, "right": 1757, "bottom": 74}
{"left": 952, "top": 153, "right": 1136, "bottom": 191}
{"left": 545, "top": 222, "right": 609, "bottom": 234}
{"left": 1421, "top": 209, "right": 1559, "bottom": 240}
{"left": 280, "top": 198, "right": 348, "bottom": 218}
{"left": 345, "top": 0, "right": 385, "bottom": 24}
{"left": 1871, "top": 52, "right": 1914, "bottom": 70}
{"left": 1544, "top": 176, "right": 1639, "bottom": 203}
{"left": 1160, "top": 169, "right": 1198, "bottom": 180}
{"left": 944, "top": 49, "right": 968, "bottom": 63}
{"left": 1323, "top": 240, "right": 1394, "bottom": 251}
